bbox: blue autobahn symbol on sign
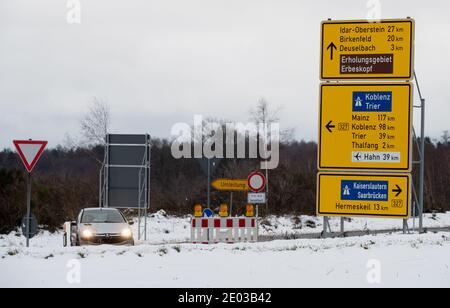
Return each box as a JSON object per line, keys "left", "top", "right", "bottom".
{"left": 341, "top": 180, "right": 389, "bottom": 201}
{"left": 352, "top": 91, "right": 392, "bottom": 112}
{"left": 202, "top": 208, "right": 213, "bottom": 217}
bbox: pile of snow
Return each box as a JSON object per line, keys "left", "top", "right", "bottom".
{"left": 131, "top": 210, "right": 191, "bottom": 244}
{"left": 1, "top": 232, "right": 449, "bottom": 287}
{"left": 1, "top": 211, "right": 450, "bottom": 287}
{"left": 3, "top": 211, "right": 450, "bottom": 248}
{"left": 260, "top": 212, "right": 450, "bottom": 237}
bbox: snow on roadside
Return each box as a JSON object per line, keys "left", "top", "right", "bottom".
{"left": 1, "top": 210, "right": 450, "bottom": 248}
{"left": 259, "top": 212, "right": 450, "bottom": 237}
{"left": 1, "top": 232, "right": 449, "bottom": 288}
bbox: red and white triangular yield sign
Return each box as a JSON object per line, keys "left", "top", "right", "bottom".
{"left": 13, "top": 140, "right": 48, "bottom": 173}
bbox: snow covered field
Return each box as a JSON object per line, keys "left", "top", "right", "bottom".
{"left": 1, "top": 211, "right": 450, "bottom": 288}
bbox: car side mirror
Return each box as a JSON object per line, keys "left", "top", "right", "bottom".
{"left": 128, "top": 221, "right": 134, "bottom": 226}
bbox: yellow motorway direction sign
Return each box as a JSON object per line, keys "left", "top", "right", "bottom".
{"left": 319, "top": 83, "right": 412, "bottom": 171}
{"left": 317, "top": 173, "right": 411, "bottom": 218}
{"left": 211, "top": 179, "right": 249, "bottom": 191}
{"left": 321, "top": 19, "right": 414, "bottom": 80}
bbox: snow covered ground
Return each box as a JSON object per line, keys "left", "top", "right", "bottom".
{"left": 1, "top": 211, "right": 450, "bottom": 288}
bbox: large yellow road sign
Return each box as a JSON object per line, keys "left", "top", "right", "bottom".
{"left": 211, "top": 179, "right": 249, "bottom": 191}
{"left": 319, "top": 83, "right": 412, "bottom": 171}
{"left": 317, "top": 173, "right": 410, "bottom": 218}
{"left": 321, "top": 19, "right": 414, "bottom": 80}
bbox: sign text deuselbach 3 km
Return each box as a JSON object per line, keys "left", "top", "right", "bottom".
{"left": 321, "top": 19, "right": 414, "bottom": 80}
{"left": 318, "top": 82, "right": 413, "bottom": 171}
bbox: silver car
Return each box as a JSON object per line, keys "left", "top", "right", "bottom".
{"left": 73, "top": 208, "right": 134, "bottom": 246}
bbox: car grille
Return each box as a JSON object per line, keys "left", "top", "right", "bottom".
{"left": 92, "top": 234, "right": 125, "bottom": 244}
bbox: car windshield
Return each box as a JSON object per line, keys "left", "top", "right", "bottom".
{"left": 81, "top": 210, "right": 125, "bottom": 224}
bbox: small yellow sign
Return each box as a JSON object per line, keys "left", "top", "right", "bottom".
{"left": 211, "top": 179, "right": 249, "bottom": 191}
{"left": 317, "top": 173, "right": 410, "bottom": 218}
{"left": 319, "top": 83, "right": 412, "bottom": 171}
{"left": 321, "top": 19, "right": 414, "bottom": 80}
{"left": 194, "top": 205, "right": 203, "bottom": 217}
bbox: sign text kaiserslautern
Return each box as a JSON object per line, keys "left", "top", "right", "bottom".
{"left": 321, "top": 19, "right": 414, "bottom": 80}
{"left": 318, "top": 83, "right": 412, "bottom": 171}
{"left": 317, "top": 173, "right": 410, "bottom": 218}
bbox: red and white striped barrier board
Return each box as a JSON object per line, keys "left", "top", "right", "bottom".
{"left": 191, "top": 217, "right": 258, "bottom": 244}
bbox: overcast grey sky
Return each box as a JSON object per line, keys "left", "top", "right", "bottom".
{"left": 1, "top": 0, "right": 449, "bottom": 149}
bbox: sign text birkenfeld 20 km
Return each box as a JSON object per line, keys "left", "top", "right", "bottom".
{"left": 317, "top": 173, "right": 411, "bottom": 218}
{"left": 318, "top": 82, "right": 413, "bottom": 171}
{"left": 321, "top": 19, "right": 414, "bottom": 80}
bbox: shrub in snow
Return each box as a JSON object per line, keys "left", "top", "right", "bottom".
{"left": 291, "top": 216, "right": 301, "bottom": 226}
{"left": 305, "top": 220, "right": 316, "bottom": 228}
{"left": 7, "top": 249, "right": 19, "bottom": 256}
{"left": 157, "top": 247, "right": 168, "bottom": 256}
{"left": 172, "top": 246, "right": 181, "bottom": 253}
{"left": 260, "top": 219, "right": 272, "bottom": 227}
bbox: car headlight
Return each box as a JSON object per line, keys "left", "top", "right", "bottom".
{"left": 121, "top": 229, "right": 132, "bottom": 238}
{"left": 81, "top": 229, "right": 93, "bottom": 239}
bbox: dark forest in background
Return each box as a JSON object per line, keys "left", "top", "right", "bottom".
{"left": 0, "top": 137, "right": 449, "bottom": 233}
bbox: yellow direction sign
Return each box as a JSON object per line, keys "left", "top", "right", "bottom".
{"left": 319, "top": 83, "right": 412, "bottom": 171}
{"left": 321, "top": 19, "right": 414, "bottom": 80}
{"left": 212, "top": 179, "right": 249, "bottom": 191}
{"left": 317, "top": 173, "right": 410, "bottom": 218}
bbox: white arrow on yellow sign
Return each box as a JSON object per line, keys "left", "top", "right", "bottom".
{"left": 211, "top": 179, "right": 249, "bottom": 191}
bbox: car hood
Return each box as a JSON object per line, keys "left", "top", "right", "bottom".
{"left": 79, "top": 223, "right": 130, "bottom": 234}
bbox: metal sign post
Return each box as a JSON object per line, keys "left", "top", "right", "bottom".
{"left": 13, "top": 139, "right": 48, "bottom": 248}
{"left": 207, "top": 158, "right": 211, "bottom": 208}
{"left": 25, "top": 172, "right": 31, "bottom": 247}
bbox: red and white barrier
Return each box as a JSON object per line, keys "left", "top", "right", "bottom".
{"left": 191, "top": 217, "right": 258, "bottom": 244}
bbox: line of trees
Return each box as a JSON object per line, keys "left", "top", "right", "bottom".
{"left": 1, "top": 99, "right": 449, "bottom": 233}
{"left": 0, "top": 136, "right": 449, "bottom": 234}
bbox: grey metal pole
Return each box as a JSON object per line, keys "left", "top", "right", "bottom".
{"left": 265, "top": 168, "right": 269, "bottom": 215}
{"left": 138, "top": 171, "right": 141, "bottom": 241}
{"left": 230, "top": 192, "right": 233, "bottom": 216}
{"left": 340, "top": 217, "right": 344, "bottom": 236}
{"left": 419, "top": 98, "right": 425, "bottom": 233}
{"left": 207, "top": 159, "right": 211, "bottom": 208}
{"left": 26, "top": 172, "right": 31, "bottom": 248}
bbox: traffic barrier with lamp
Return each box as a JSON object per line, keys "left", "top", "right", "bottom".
{"left": 191, "top": 216, "right": 258, "bottom": 244}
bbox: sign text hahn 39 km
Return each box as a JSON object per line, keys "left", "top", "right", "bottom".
{"left": 321, "top": 19, "right": 414, "bottom": 80}
{"left": 318, "top": 83, "right": 413, "bottom": 171}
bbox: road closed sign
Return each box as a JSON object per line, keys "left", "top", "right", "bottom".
{"left": 318, "top": 83, "right": 412, "bottom": 171}
{"left": 317, "top": 173, "right": 410, "bottom": 218}
{"left": 321, "top": 19, "right": 414, "bottom": 80}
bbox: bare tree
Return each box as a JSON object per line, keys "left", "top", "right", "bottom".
{"left": 249, "top": 98, "right": 281, "bottom": 125}
{"left": 80, "top": 98, "right": 111, "bottom": 147}
{"left": 442, "top": 130, "right": 449, "bottom": 145}
{"left": 249, "top": 98, "right": 285, "bottom": 214}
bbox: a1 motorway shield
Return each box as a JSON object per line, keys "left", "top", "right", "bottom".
{"left": 318, "top": 83, "right": 412, "bottom": 171}
{"left": 321, "top": 19, "right": 414, "bottom": 80}
{"left": 317, "top": 173, "right": 411, "bottom": 218}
